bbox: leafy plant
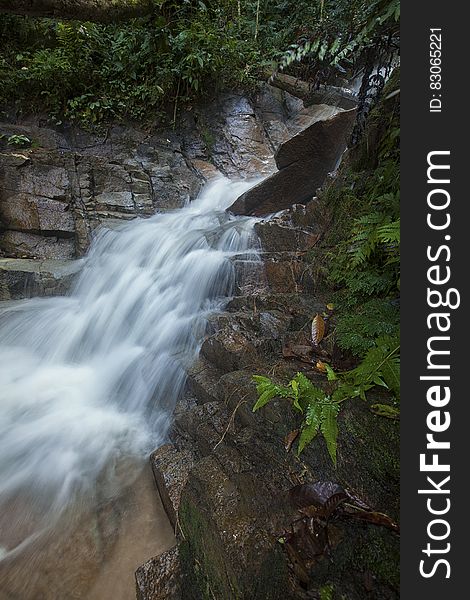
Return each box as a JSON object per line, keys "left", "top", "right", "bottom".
{"left": 328, "top": 335, "right": 400, "bottom": 402}
{"left": 0, "top": 0, "right": 398, "bottom": 126}
{"left": 252, "top": 337, "right": 400, "bottom": 464}
{"left": 252, "top": 372, "right": 341, "bottom": 465}
{"left": 319, "top": 583, "right": 335, "bottom": 600}
{"left": 306, "top": 70, "right": 400, "bottom": 356}
{"left": 277, "top": 0, "right": 399, "bottom": 79}
{"left": 0, "top": 133, "right": 31, "bottom": 147}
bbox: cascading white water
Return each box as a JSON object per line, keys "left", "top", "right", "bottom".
{"left": 0, "top": 177, "right": 258, "bottom": 559}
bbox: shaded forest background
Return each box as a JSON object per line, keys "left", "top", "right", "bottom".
{"left": 1, "top": 0, "right": 398, "bottom": 126}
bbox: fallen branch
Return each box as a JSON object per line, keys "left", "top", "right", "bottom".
{"left": 269, "top": 72, "right": 358, "bottom": 110}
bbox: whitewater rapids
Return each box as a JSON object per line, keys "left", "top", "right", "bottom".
{"left": 0, "top": 177, "right": 259, "bottom": 559}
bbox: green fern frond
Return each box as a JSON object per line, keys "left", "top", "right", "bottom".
{"left": 252, "top": 374, "right": 341, "bottom": 464}
{"left": 347, "top": 335, "right": 400, "bottom": 399}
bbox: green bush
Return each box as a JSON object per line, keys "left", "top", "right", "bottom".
{"left": 0, "top": 0, "right": 381, "bottom": 126}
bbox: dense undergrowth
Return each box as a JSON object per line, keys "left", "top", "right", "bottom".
{"left": 0, "top": 0, "right": 397, "bottom": 126}
{"left": 319, "top": 69, "right": 400, "bottom": 358}
{"left": 253, "top": 70, "right": 400, "bottom": 460}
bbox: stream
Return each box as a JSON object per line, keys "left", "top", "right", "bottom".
{"left": 0, "top": 177, "right": 259, "bottom": 598}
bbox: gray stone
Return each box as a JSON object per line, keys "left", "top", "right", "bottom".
{"left": 274, "top": 107, "right": 356, "bottom": 170}
{"left": 0, "top": 258, "right": 81, "bottom": 300}
{"left": 0, "top": 230, "right": 75, "bottom": 260}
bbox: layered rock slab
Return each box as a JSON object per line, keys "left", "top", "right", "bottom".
{"left": 229, "top": 108, "right": 356, "bottom": 216}
{"left": 0, "top": 258, "right": 81, "bottom": 300}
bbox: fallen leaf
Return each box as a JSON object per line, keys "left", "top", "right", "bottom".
{"left": 284, "top": 429, "right": 300, "bottom": 452}
{"left": 311, "top": 314, "right": 325, "bottom": 346}
{"left": 370, "top": 403, "right": 400, "bottom": 419}
{"left": 289, "top": 481, "right": 347, "bottom": 509}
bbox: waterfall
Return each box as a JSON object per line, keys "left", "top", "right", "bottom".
{"left": 0, "top": 177, "right": 258, "bottom": 559}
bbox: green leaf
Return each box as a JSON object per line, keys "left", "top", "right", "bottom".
{"left": 381, "top": 354, "right": 400, "bottom": 399}
{"left": 252, "top": 387, "right": 278, "bottom": 412}
{"left": 297, "top": 419, "right": 320, "bottom": 454}
{"left": 252, "top": 375, "right": 293, "bottom": 412}
{"left": 325, "top": 363, "right": 338, "bottom": 381}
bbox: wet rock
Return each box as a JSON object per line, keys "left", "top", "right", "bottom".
{"left": 0, "top": 137, "right": 201, "bottom": 258}
{"left": 200, "top": 310, "right": 291, "bottom": 373}
{"left": 229, "top": 108, "right": 357, "bottom": 216}
{"left": 150, "top": 444, "right": 195, "bottom": 530}
{"left": 226, "top": 293, "right": 325, "bottom": 332}
{"left": 255, "top": 219, "right": 320, "bottom": 253}
{"left": 230, "top": 254, "right": 267, "bottom": 296}
{"left": 183, "top": 92, "right": 277, "bottom": 179}
{"left": 186, "top": 357, "right": 223, "bottom": 404}
{"left": 0, "top": 230, "right": 75, "bottom": 260}
{"left": 274, "top": 107, "right": 356, "bottom": 170}
{"left": 200, "top": 325, "right": 258, "bottom": 373}
{"left": 261, "top": 252, "right": 315, "bottom": 294}
{"left": 178, "top": 453, "right": 294, "bottom": 600}
{"left": 0, "top": 258, "right": 81, "bottom": 300}
{"left": 135, "top": 547, "right": 181, "bottom": 600}
{"left": 0, "top": 193, "right": 75, "bottom": 233}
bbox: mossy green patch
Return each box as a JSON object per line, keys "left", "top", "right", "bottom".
{"left": 179, "top": 496, "right": 242, "bottom": 600}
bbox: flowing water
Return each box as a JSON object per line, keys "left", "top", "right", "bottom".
{"left": 0, "top": 177, "right": 259, "bottom": 597}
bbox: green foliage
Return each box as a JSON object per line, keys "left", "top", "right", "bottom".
{"left": 0, "top": 133, "right": 31, "bottom": 147}
{"left": 277, "top": 0, "right": 399, "bottom": 86}
{"left": 319, "top": 583, "right": 335, "bottom": 600}
{"left": 334, "top": 299, "right": 399, "bottom": 357}
{"left": 330, "top": 335, "right": 400, "bottom": 403}
{"left": 310, "top": 73, "right": 400, "bottom": 356}
{"left": 253, "top": 372, "right": 340, "bottom": 465}
{"left": 1, "top": 1, "right": 361, "bottom": 125}
{"left": 252, "top": 338, "right": 400, "bottom": 463}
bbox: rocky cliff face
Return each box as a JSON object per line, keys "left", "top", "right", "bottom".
{"left": 1, "top": 85, "right": 334, "bottom": 299}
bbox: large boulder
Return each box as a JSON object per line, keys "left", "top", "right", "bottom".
{"left": 228, "top": 108, "right": 357, "bottom": 216}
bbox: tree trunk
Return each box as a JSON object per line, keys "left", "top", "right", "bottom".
{"left": 0, "top": 0, "right": 154, "bottom": 23}
{"left": 269, "top": 72, "right": 357, "bottom": 110}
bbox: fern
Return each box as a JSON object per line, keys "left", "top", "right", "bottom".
{"left": 252, "top": 375, "right": 292, "bottom": 411}
{"left": 252, "top": 340, "right": 399, "bottom": 463}
{"left": 320, "top": 403, "right": 340, "bottom": 466}
{"left": 278, "top": 0, "right": 399, "bottom": 72}
{"left": 252, "top": 373, "right": 341, "bottom": 464}
{"left": 335, "top": 298, "right": 399, "bottom": 355}
{"left": 330, "top": 335, "right": 401, "bottom": 402}
{"left": 348, "top": 335, "right": 400, "bottom": 399}
{"left": 347, "top": 206, "right": 400, "bottom": 269}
